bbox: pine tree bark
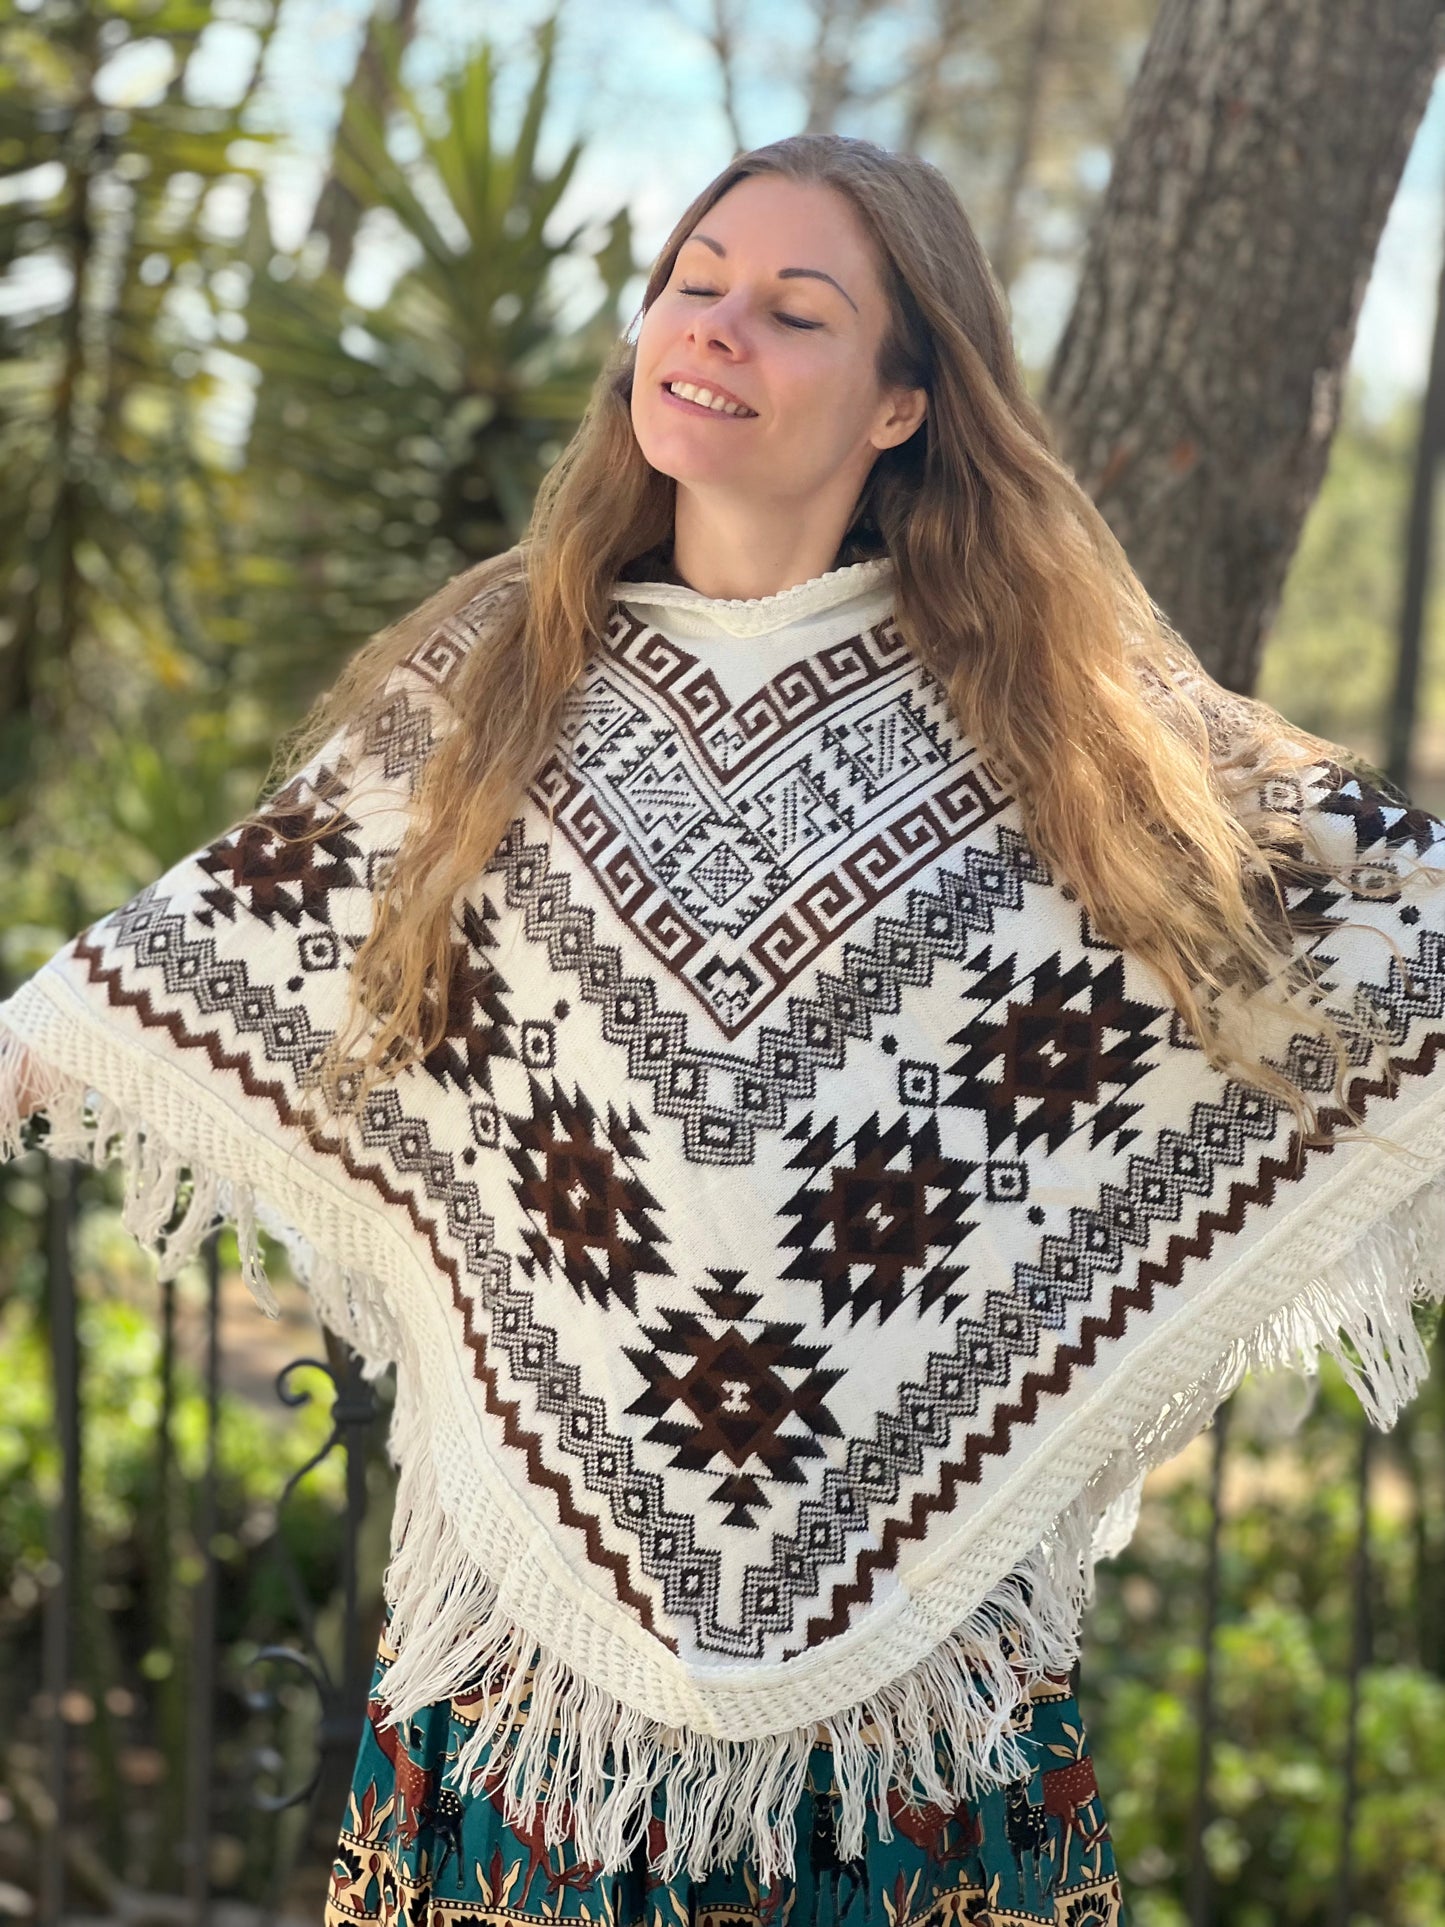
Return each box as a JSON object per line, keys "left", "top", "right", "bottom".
{"left": 1044, "top": 0, "right": 1445, "bottom": 693}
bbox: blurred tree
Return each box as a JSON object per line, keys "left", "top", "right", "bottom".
{"left": 0, "top": 0, "right": 275, "bottom": 879}
{"left": 232, "top": 14, "right": 635, "bottom": 716}
{"left": 662, "top": 0, "right": 1159, "bottom": 304}
{"left": 1046, "top": 0, "right": 1445, "bottom": 693}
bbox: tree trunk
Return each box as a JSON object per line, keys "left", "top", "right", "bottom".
{"left": 988, "top": 0, "right": 1061, "bottom": 294}
{"left": 1044, "top": 0, "right": 1445, "bottom": 694}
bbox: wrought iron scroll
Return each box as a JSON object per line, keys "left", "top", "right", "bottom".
{"left": 239, "top": 1324, "right": 384, "bottom": 1882}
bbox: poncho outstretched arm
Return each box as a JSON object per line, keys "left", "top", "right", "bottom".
{"left": 0, "top": 596, "right": 512, "bottom": 1352}
{"left": 0, "top": 694, "right": 426, "bottom": 1379}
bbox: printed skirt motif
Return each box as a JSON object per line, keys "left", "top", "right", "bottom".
{"left": 325, "top": 1617, "right": 1129, "bottom": 1927}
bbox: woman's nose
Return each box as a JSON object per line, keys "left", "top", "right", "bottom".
{"left": 688, "top": 296, "right": 747, "bottom": 354}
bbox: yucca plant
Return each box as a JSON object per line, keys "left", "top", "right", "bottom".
{"left": 235, "top": 13, "right": 635, "bottom": 711}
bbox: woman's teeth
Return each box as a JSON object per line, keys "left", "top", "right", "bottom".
{"left": 668, "top": 381, "right": 756, "bottom": 417}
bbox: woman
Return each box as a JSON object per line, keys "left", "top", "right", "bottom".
{"left": 6, "top": 134, "right": 1445, "bottom": 1926}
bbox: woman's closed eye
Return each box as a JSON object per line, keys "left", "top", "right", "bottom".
{"left": 676, "top": 286, "right": 821, "bottom": 331}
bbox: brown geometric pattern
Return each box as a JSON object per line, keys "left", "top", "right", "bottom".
{"left": 418, "top": 899, "right": 516, "bottom": 1096}
{"left": 529, "top": 608, "right": 1011, "bottom": 1035}
{"left": 1312, "top": 761, "right": 1439, "bottom": 858}
{"left": 624, "top": 1271, "right": 844, "bottom": 1526}
{"left": 598, "top": 606, "right": 910, "bottom": 781}
{"left": 944, "top": 951, "right": 1165, "bottom": 1157}
{"left": 196, "top": 778, "right": 365, "bottom": 931}
{"left": 25, "top": 575, "right": 1445, "bottom": 1683}
{"left": 506, "top": 1078, "right": 671, "bottom": 1312}
{"left": 777, "top": 1112, "right": 979, "bottom": 1327}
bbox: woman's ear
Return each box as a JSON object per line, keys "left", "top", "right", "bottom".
{"left": 873, "top": 386, "right": 928, "bottom": 452}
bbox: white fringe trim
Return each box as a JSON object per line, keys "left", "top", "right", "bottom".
{"left": 374, "top": 1369, "right": 1094, "bottom": 1881}
{"left": 0, "top": 1022, "right": 401, "bottom": 1379}
{"left": 3, "top": 1017, "right": 1443, "bottom": 1880}
{"left": 1114, "top": 1161, "right": 1444, "bottom": 1476}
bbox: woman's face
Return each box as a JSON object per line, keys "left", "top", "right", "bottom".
{"left": 631, "top": 174, "right": 925, "bottom": 521}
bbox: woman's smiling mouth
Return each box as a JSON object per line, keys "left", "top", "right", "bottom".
{"left": 661, "top": 379, "right": 758, "bottom": 418}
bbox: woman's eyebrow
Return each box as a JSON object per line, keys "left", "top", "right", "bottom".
{"left": 683, "top": 231, "right": 859, "bottom": 313}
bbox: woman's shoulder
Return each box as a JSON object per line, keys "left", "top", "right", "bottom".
{"left": 257, "top": 558, "right": 529, "bottom": 824}
{"left": 389, "top": 553, "right": 528, "bottom": 701}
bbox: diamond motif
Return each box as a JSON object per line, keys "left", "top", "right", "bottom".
{"left": 625, "top": 1274, "right": 843, "bottom": 1525}
{"left": 778, "top": 1112, "right": 978, "bottom": 1326}
{"left": 689, "top": 842, "right": 752, "bottom": 907}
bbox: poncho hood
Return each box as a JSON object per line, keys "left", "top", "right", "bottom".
{"left": 3, "top": 557, "right": 1444, "bottom": 1880}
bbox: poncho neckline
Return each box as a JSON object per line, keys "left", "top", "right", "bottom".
{"left": 612, "top": 554, "right": 895, "bottom": 637}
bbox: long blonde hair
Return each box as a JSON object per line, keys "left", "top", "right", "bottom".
{"left": 259, "top": 133, "right": 1413, "bottom": 1148}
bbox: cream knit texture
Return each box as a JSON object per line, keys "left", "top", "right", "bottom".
{"left": 3, "top": 558, "right": 1444, "bottom": 1879}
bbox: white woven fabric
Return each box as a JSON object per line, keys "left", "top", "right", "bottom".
{"left": 3, "top": 557, "right": 1444, "bottom": 1879}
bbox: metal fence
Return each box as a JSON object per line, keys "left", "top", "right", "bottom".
{"left": 17, "top": 1153, "right": 388, "bottom": 1921}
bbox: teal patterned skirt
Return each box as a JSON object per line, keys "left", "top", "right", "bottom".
{"left": 325, "top": 1615, "right": 1128, "bottom": 1925}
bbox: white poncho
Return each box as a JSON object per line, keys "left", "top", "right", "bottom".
{"left": 2, "top": 556, "right": 1441, "bottom": 1877}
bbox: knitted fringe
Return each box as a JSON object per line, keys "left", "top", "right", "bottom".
{"left": 1118, "top": 1162, "right": 1445, "bottom": 1476}
{"left": 3, "top": 1017, "right": 1444, "bottom": 1880}
{"left": 0, "top": 1023, "right": 401, "bottom": 1382}
{"left": 374, "top": 1374, "right": 1093, "bottom": 1883}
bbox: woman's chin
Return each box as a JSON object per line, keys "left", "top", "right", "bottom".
{"left": 636, "top": 415, "right": 760, "bottom": 482}
{"left": 642, "top": 446, "right": 756, "bottom": 490}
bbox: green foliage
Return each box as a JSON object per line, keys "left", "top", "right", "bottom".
{"left": 1086, "top": 1354, "right": 1445, "bottom": 1924}
{"left": 0, "top": 0, "right": 276, "bottom": 932}
{"left": 233, "top": 15, "right": 635, "bottom": 711}
{"left": 1099, "top": 1611, "right": 1445, "bottom": 1925}
{"left": 0, "top": 1206, "right": 347, "bottom": 1594}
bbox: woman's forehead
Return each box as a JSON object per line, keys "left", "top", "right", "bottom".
{"left": 679, "top": 179, "right": 879, "bottom": 296}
